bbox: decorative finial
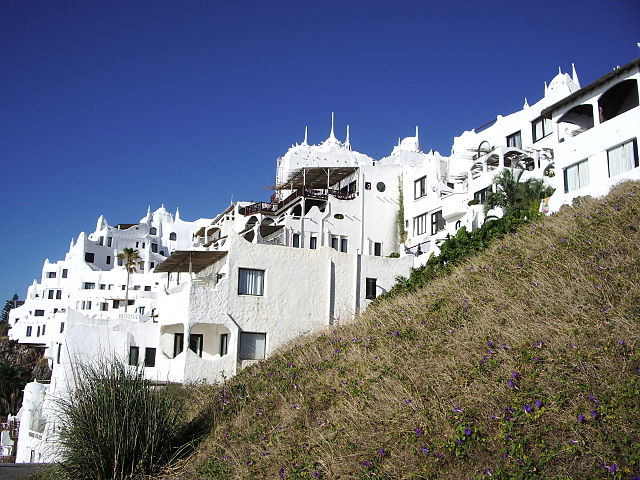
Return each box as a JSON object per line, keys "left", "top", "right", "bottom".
{"left": 329, "top": 112, "right": 336, "bottom": 141}
{"left": 558, "top": 66, "right": 562, "bottom": 75}
{"left": 345, "top": 125, "right": 350, "bottom": 147}
{"left": 175, "top": 206, "right": 180, "bottom": 220}
{"left": 523, "top": 97, "right": 529, "bottom": 108}
{"left": 302, "top": 126, "right": 308, "bottom": 145}
{"left": 544, "top": 81, "right": 548, "bottom": 95}
{"left": 571, "top": 63, "right": 580, "bottom": 87}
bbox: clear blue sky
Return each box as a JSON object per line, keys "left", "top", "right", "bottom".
{"left": 1, "top": 0, "right": 638, "bottom": 302}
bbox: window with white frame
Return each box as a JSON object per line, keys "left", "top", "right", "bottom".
{"left": 238, "top": 268, "right": 264, "bottom": 296}
{"left": 414, "top": 176, "right": 427, "bottom": 199}
{"left": 413, "top": 213, "right": 427, "bottom": 236}
{"left": 563, "top": 159, "right": 590, "bottom": 193}
{"left": 239, "top": 332, "right": 266, "bottom": 360}
{"left": 607, "top": 138, "right": 638, "bottom": 177}
{"left": 532, "top": 115, "right": 552, "bottom": 142}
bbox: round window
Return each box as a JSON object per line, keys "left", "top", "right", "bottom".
{"left": 334, "top": 214, "right": 344, "bottom": 220}
{"left": 376, "top": 182, "right": 386, "bottom": 192}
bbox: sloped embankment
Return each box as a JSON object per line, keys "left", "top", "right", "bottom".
{"left": 179, "top": 182, "right": 640, "bottom": 480}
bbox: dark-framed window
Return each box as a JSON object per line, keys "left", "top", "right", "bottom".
{"left": 46, "top": 271, "right": 56, "bottom": 279}
{"left": 374, "top": 242, "right": 382, "bottom": 257}
{"left": 62, "top": 269, "right": 68, "bottom": 278}
{"left": 309, "top": 236, "right": 317, "bottom": 249}
{"left": 506, "top": 131, "right": 522, "bottom": 148}
{"left": 106, "top": 255, "right": 111, "bottom": 265}
{"left": 340, "top": 238, "right": 348, "bottom": 253}
{"left": 144, "top": 347, "right": 156, "bottom": 367}
{"left": 414, "top": 176, "right": 427, "bottom": 199}
{"left": 169, "top": 232, "right": 177, "bottom": 241}
{"left": 607, "top": 138, "right": 638, "bottom": 177}
{"left": 563, "top": 159, "right": 590, "bottom": 193}
{"left": 220, "top": 333, "right": 229, "bottom": 356}
{"left": 56, "top": 343, "right": 62, "bottom": 364}
{"left": 292, "top": 233, "right": 300, "bottom": 248}
{"left": 174, "top": 333, "right": 184, "bottom": 358}
{"left": 151, "top": 243, "right": 158, "bottom": 253}
{"left": 474, "top": 187, "right": 490, "bottom": 203}
{"left": 107, "top": 237, "right": 112, "bottom": 247}
{"left": 532, "top": 115, "right": 552, "bottom": 142}
{"left": 238, "top": 268, "right": 264, "bottom": 296}
{"left": 128, "top": 346, "right": 139, "bottom": 366}
{"left": 365, "top": 278, "right": 377, "bottom": 300}
{"left": 189, "top": 334, "right": 203, "bottom": 357}
{"left": 149, "top": 227, "right": 157, "bottom": 235}
{"left": 239, "top": 332, "right": 266, "bottom": 360}
{"left": 85, "top": 252, "right": 95, "bottom": 263}
{"left": 48, "top": 290, "right": 54, "bottom": 299}
{"left": 26, "top": 326, "right": 32, "bottom": 337}
{"left": 34, "top": 309, "right": 44, "bottom": 317}
{"left": 331, "top": 237, "right": 339, "bottom": 250}
{"left": 431, "top": 210, "right": 445, "bottom": 235}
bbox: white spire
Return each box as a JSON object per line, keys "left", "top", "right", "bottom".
{"left": 523, "top": 97, "right": 529, "bottom": 108}
{"left": 302, "top": 126, "right": 308, "bottom": 145}
{"left": 175, "top": 206, "right": 180, "bottom": 220}
{"left": 415, "top": 125, "right": 419, "bottom": 146}
{"left": 345, "top": 124, "right": 350, "bottom": 148}
{"left": 328, "top": 112, "right": 337, "bottom": 141}
{"left": 571, "top": 63, "right": 580, "bottom": 87}
{"left": 544, "top": 81, "right": 548, "bottom": 95}
{"left": 558, "top": 66, "right": 562, "bottom": 75}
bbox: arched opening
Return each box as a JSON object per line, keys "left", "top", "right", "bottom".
{"left": 244, "top": 216, "right": 258, "bottom": 230}
{"left": 160, "top": 324, "right": 185, "bottom": 359}
{"left": 169, "top": 232, "right": 177, "bottom": 241}
{"left": 149, "top": 227, "right": 157, "bottom": 235}
{"left": 291, "top": 204, "right": 302, "bottom": 217}
{"left": 557, "top": 104, "right": 594, "bottom": 139}
{"left": 598, "top": 79, "right": 638, "bottom": 123}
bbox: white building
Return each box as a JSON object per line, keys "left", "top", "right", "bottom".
{"left": 7, "top": 56, "right": 639, "bottom": 463}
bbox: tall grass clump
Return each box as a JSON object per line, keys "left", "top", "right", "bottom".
{"left": 56, "top": 358, "right": 187, "bottom": 480}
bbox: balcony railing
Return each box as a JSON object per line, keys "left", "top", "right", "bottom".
{"left": 240, "top": 187, "right": 357, "bottom": 216}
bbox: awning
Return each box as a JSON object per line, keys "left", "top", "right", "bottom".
{"left": 154, "top": 251, "right": 228, "bottom": 273}
{"left": 271, "top": 167, "right": 358, "bottom": 190}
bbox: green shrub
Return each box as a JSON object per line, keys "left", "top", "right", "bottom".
{"left": 56, "top": 358, "right": 187, "bottom": 480}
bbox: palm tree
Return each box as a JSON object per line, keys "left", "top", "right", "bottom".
{"left": 484, "top": 168, "right": 554, "bottom": 216}
{"left": 0, "top": 361, "right": 28, "bottom": 417}
{"left": 116, "top": 248, "right": 141, "bottom": 313}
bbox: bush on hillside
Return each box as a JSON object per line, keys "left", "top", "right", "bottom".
{"left": 56, "top": 358, "right": 190, "bottom": 480}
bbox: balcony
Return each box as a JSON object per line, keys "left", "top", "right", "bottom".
{"left": 441, "top": 192, "right": 469, "bottom": 219}
{"left": 240, "top": 187, "right": 356, "bottom": 216}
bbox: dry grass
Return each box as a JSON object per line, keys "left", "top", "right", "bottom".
{"left": 165, "top": 182, "right": 640, "bottom": 480}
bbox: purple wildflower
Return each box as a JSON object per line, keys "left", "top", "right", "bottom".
{"left": 420, "top": 446, "right": 429, "bottom": 455}
{"left": 512, "top": 371, "right": 520, "bottom": 378}
{"left": 507, "top": 379, "right": 517, "bottom": 389}
{"left": 534, "top": 400, "right": 543, "bottom": 409}
{"left": 286, "top": 362, "right": 294, "bottom": 367}
{"left": 532, "top": 281, "right": 541, "bottom": 286}
{"left": 491, "top": 414, "right": 499, "bottom": 420}
{"left": 362, "top": 460, "right": 372, "bottom": 467}
{"left": 588, "top": 394, "right": 598, "bottom": 403}
{"left": 534, "top": 340, "right": 545, "bottom": 349}
{"left": 568, "top": 439, "right": 578, "bottom": 445}
{"left": 577, "top": 414, "right": 586, "bottom": 423}
{"left": 392, "top": 331, "right": 400, "bottom": 337}
{"left": 619, "top": 339, "right": 626, "bottom": 346}
{"left": 456, "top": 439, "right": 464, "bottom": 445}
{"left": 464, "top": 428, "right": 472, "bottom": 436}
{"left": 523, "top": 405, "right": 533, "bottom": 413}
{"left": 487, "top": 341, "right": 495, "bottom": 347}
{"left": 600, "top": 305, "right": 612, "bottom": 313}
{"left": 378, "top": 448, "right": 387, "bottom": 456}
{"left": 405, "top": 399, "right": 413, "bottom": 404}
{"left": 559, "top": 238, "right": 568, "bottom": 243}
{"left": 334, "top": 348, "right": 340, "bottom": 354}
{"left": 590, "top": 410, "right": 599, "bottom": 419}
{"left": 483, "top": 469, "right": 492, "bottom": 475}
{"left": 453, "top": 406, "right": 463, "bottom": 413}
{"left": 313, "top": 472, "right": 319, "bottom": 478}
{"left": 415, "top": 427, "right": 423, "bottom": 436}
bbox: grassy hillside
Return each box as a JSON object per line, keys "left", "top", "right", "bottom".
{"left": 174, "top": 183, "right": 639, "bottom": 480}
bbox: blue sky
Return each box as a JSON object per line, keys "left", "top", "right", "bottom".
{"left": 1, "top": 0, "right": 638, "bottom": 302}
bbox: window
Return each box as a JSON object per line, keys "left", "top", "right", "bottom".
{"left": 98, "top": 237, "right": 104, "bottom": 246}
{"left": 376, "top": 182, "right": 386, "bottom": 192}
{"left": 414, "top": 176, "right": 427, "bottom": 199}
{"left": 133, "top": 285, "right": 140, "bottom": 291}
{"left": 106, "top": 255, "right": 111, "bottom": 265}
{"left": 129, "top": 346, "right": 139, "bottom": 366}
{"left": 238, "top": 268, "right": 264, "bottom": 296}
{"left": 532, "top": 115, "right": 552, "bottom": 142}
{"left": 340, "top": 238, "right": 348, "bottom": 253}
{"left": 239, "top": 332, "right": 266, "bottom": 360}
{"left": 83, "top": 282, "right": 95, "bottom": 289}
{"left": 506, "top": 131, "right": 522, "bottom": 148}
{"left": 35, "top": 310, "right": 44, "bottom": 317}
{"left": 173, "top": 333, "right": 184, "bottom": 357}
{"left": 107, "top": 237, "right": 112, "bottom": 247}
{"left": 331, "top": 236, "right": 339, "bottom": 250}
{"left": 144, "top": 348, "right": 156, "bottom": 367}
{"left": 60, "top": 322, "right": 65, "bottom": 333}
{"left": 85, "top": 252, "right": 95, "bottom": 263}
{"left": 431, "top": 211, "right": 445, "bottom": 235}
{"left": 374, "top": 242, "right": 382, "bottom": 257}
{"left": 151, "top": 243, "right": 158, "bottom": 253}
{"left": 365, "top": 182, "right": 371, "bottom": 190}
{"left": 144, "top": 285, "right": 151, "bottom": 291}
{"left": 607, "top": 138, "right": 638, "bottom": 177}
{"left": 42, "top": 324, "right": 46, "bottom": 335}
{"left": 37, "top": 326, "right": 41, "bottom": 337}
{"left": 150, "top": 262, "right": 155, "bottom": 269}
{"left": 100, "top": 303, "right": 108, "bottom": 311}
{"left": 46, "top": 271, "right": 56, "bottom": 279}
{"left": 292, "top": 233, "right": 300, "bottom": 248}
{"left": 474, "top": 187, "right": 490, "bottom": 203}
{"left": 563, "top": 159, "right": 590, "bottom": 193}
{"left": 62, "top": 269, "right": 68, "bottom": 278}
{"left": 56, "top": 343, "right": 62, "bottom": 364}
{"left": 26, "top": 326, "right": 32, "bottom": 337}
{"left": 48, "top": 290, "right": 54, "bottom": 299}
{"left": 598, "top": 79, "right": 639, "bottom": 122}
{"left": 135, "top": 242, "right": 139, "bottom": 248}
{"left": 149, "top": 227, "right": 157, "bottom": 235}
{"left": 169, "top": 232, "right": 177, "bottom": 241}
{"left": 189, "top": 334, "right": 203, "bottom": 357}
{"left": 310, "top": 236, "right": 317, "bottom": 249}
{"left": 56, "top": 290, "right": 62, "bottom": 299}
{"left": 220, "top": 333, "right": 229, "bottom": 356}
{"left": 108, "top": 284, "right": 113, "bottom": 290}
{"left": 413, "top": 213, "right": 427, "bottom": 236}
{"left": 365, "top": 278, "right": 377, "bottom": 300}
